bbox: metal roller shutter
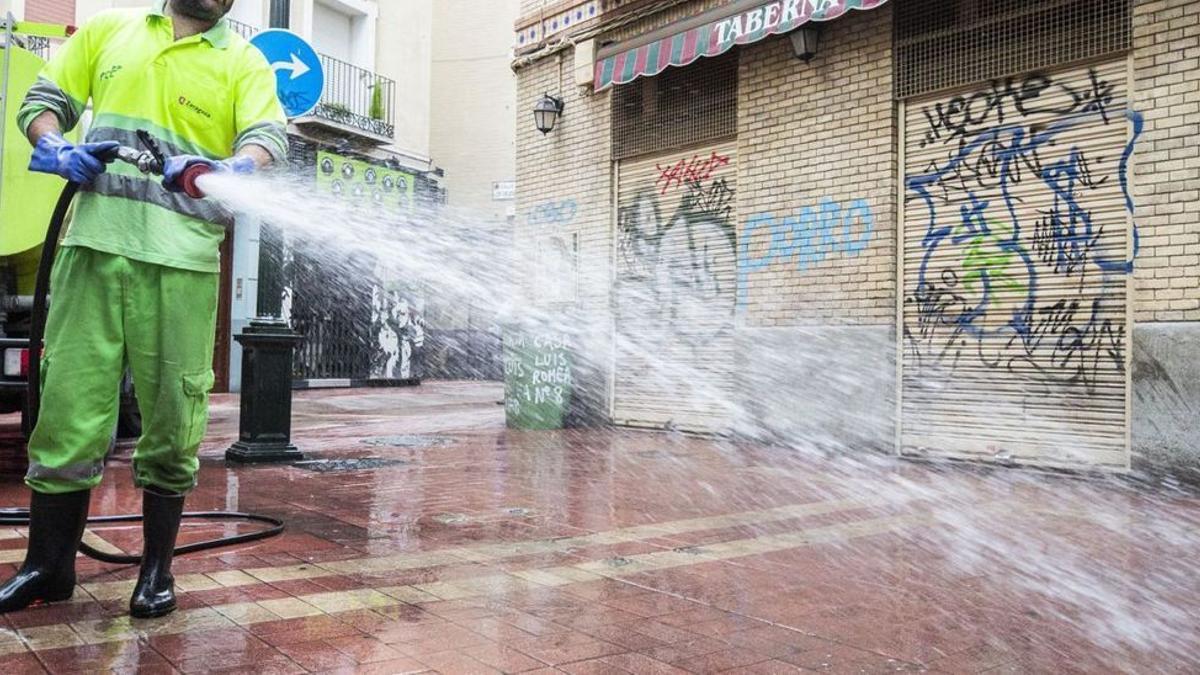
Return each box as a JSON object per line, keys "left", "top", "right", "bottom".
{"left": 613, "top": 140, "right": 738, "bottom": 432}
{"left": 899, "top": 59, "right": 1135, "bottom": 469}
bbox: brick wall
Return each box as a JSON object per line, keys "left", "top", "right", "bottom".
{"left": 736, "top": 4, "right": 895, "bottom": 326}
{"left": 515, "top": 53, "right": 614, "bottom": 421}
{"left": 25, "top": 0, "right": 75, "bottom": 24}
{"left": 1132, "top": 0, "right": 1200, "bottom": 322}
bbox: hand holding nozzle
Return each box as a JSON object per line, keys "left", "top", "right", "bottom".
{"left": 27, "top": 133, "right": 120, "bottom": 184}
{"left": 163, "top": 155, "right": 255, "bottom": 199}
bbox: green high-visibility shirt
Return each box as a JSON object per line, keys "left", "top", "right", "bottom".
{"left": 17, "top": 1, "right": 288, "bottom": 274}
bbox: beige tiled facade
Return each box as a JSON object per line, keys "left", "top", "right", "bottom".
{"left": 513, "top": 0, "right": 1200, "bottom": 471}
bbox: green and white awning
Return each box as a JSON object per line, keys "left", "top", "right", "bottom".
{"left": 594, "top": 0, "right": 889, "bottom": 90}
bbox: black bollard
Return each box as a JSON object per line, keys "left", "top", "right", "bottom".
{"left": 226, "top": 317, "right": 304, "bottom": 463}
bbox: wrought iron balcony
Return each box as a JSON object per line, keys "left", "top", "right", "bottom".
{"left": 226, "top": 19, "right": 395, "bottom": 141}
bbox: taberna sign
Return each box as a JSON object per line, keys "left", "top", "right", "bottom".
{"left": 717, "top": 0, "right": 845, "bottom": 44}
{"left": 593, "top": 0, "right": 889, "bottom": 90}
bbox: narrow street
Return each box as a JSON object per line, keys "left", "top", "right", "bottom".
{"left": 0, "top": 383, "right": 1196, "bottom": 673}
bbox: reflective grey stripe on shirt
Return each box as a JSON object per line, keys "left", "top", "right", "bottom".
{"left": 19, "top": 76, "right": 85, "bottom": 132}
{"left": 235, "top": 121, "right": 289, "bottom": 164}
{"left": 87, "top": 125, "right": 212, "bottom": 162}
{"left": 87, "top": 172, "right": 235, "bottom": 228}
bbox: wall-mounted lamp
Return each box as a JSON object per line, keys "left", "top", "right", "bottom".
{"left": 533, "top": 93, "right": 565, "bottom": 134}
{"left": 789, "top": 25, "right": 821, "bottom": 63}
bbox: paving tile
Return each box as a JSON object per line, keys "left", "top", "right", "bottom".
{"left": 626, "top": 619, "right": 704, "bottom": 644}
{"left": 725, "top": 659, "right": 807, "bottom": 674}
{"left": 558, "top": 657, "right": 630, "bottom": 675}
{"left": 36, "top": 641, "right": 172, "bottom": 673}
{"left": 777, "top": 643, "right": 895, "bottom": 671}
{"left": 415, "top": 649, "right": 503, "bottom": 674}
{"left": 326, "top": 634, "right": 408, "bottom": 663}
{"left": 461, "top": 642, "right": 550, "bottom": 672}
{"left": 598, "top": 652, "right": 692, "bottom": 674}
{"left": 275, "top": 639, "right": 360, "bottom": 671}
{"left": 250, "top": 615, "right": 363, "bottom": 646}
{"left": 0, "top": 649, "right": 48, "bottom": 674}
{"left": 506, "top": 630, "right": 624, "bottom": 666}
{"left": 192, "top": 657, "right": 306, "bottom": 675}
{"left": 145, "top": 627, "right": 268, "bottom": 660}
{"left": 350, "top": 656, "right": 433, "bottom": 674}
{"left": 675, "top": 647, "right": 772, "bottom": 674}
{"left": 573, "top": 623, "right": 671, "bottom": 651}
{"left": 387, "top": 622, "right": 492, "bottom": 655}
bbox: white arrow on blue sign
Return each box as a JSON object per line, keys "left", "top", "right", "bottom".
{"left": 249, "top": 29, "right": 325, "bottom": 119}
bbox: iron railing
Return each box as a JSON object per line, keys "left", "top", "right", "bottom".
{"left": 314, "top": 55, "right": 396, "bottom": 139}
{"left": 227, "top": 17, "right": 257, "bottom": 40}
{"left": 224, "top": 19, "right": 395, "bottom": 139}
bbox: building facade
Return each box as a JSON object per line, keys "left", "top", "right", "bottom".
{"left": 512, "top": 0, "right": 1200, "bottom": 477}
{"left": 422, "top": 0, "right": 521, "bottom": 381}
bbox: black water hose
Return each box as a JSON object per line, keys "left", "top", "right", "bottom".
{"left": 16, "top": 179, "right": 284, "bottom": 565}
{"left": 0, "top": 509, "right": 285, "bottom": 564}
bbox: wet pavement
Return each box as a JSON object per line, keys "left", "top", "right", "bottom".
{"left": 0, "top": 381, "right": 1197, "bottom": 674}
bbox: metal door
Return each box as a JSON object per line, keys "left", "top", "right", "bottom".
{"left": 899, "top": 59, "right": 1136, "bottom": 469}
{"left": 613, "top": 140, "right": 738, "bottom": 432}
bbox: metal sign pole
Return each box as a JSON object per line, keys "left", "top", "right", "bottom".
{"left": 0, "top": 13, "right": 15, "bottom": 215}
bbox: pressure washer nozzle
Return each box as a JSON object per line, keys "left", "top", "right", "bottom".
{"left": 180, "top": 163, "right": 213, "bottom": 199}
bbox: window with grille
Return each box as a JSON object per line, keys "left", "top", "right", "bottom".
{"left": 894, "top": 0, "right": 1132, "bottom": 100}
{"left": 611, "top": 51, "right": 737, "bottom": 161}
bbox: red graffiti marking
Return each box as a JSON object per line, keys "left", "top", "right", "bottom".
{"left": 655, "top": 152, "right": 731, "bottom": 195}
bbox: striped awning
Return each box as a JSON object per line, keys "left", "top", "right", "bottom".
{"left": 594, "top": 0, "right": 889, "bottom": 90}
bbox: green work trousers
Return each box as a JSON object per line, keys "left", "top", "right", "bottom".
{"left": 26, "top": 246, "right": 218, "bottom": 494}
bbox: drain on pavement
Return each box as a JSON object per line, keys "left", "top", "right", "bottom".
{"left": 361, "top": 435, "right": 453, "bottom": 449}
{"left": 291, "top": 458, "right": 409, "bottom": 473}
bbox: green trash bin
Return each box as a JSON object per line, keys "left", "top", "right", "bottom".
{"left": 504, "top": 328, "right": 572, "bottom": 429}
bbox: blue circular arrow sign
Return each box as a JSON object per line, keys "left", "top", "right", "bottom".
{"left": 250, "top": 29, "right": 325, "bottom": 118}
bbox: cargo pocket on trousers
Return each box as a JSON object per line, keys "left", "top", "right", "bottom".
{"left": 178, "top": 369, "right": 215, "bottom": 451}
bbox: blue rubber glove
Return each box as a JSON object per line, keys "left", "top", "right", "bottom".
{"left": 162, "top": 155, "right": 256, "bottom": 193}
{"left": 28, "top": 133, "right": 120, "bottom": 184}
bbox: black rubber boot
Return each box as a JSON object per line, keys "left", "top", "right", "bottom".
{"left": 129, "top": 486, "right": 184, "bottom": 619}
{"left": 0, "top": 490, "right": 91, "bottom": 613}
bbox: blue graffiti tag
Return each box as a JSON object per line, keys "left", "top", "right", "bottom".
{"left": 904, "top": 105, "right": 1143, "bottom": 393}
{"left": 737, "top": 198, "right": 875, "bottom": 305}
{"left": 907, "top": 109, "right": 1141, "bottom": 345}
{"left": 527, "top": 199, "right": 578, "bottom": 226}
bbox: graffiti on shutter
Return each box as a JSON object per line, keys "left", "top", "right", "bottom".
{"left": 900, "top": 59, "right": 1140, "bottom": 469}
{"left": 614, "top": 141, "right": 738, "bottom": 432}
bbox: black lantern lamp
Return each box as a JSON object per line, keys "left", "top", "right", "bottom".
{"left": 533, "top": 93, "right": 565, "bottom": 134}
{"left": 790, "top": 25, "right": 821, "bottom": 62}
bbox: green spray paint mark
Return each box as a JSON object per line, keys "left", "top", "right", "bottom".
{"left": 957, "top": 219, "right": 1026, "bottom": 296}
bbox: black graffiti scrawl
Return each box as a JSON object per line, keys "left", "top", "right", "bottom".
{"left": 618, "top": 180, "right": 738, "bottom": 327}
{"left": 614, "top": 149, "right": 738, "bottom": 423}
{"left": 904, "top": 64, "right": 1142, "bottom": 402}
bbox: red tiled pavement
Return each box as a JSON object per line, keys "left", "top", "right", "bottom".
{"left": 0, "top": 381, "right": 1196, "bottom": 673}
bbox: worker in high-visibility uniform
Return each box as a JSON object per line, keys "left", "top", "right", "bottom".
{"left": 0, "top": 0, "right": 287, "bottom": 618}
